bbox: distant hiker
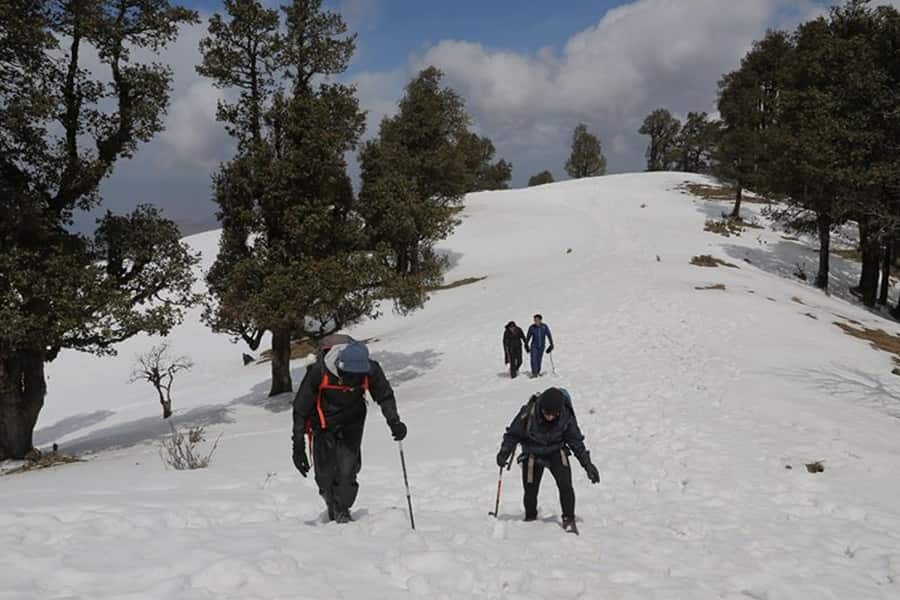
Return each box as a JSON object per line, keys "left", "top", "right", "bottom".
{"left": 496, "top": 387, "right": 599, "bottom": 533}
{"left": 503, "top": 321, "right": 527, "bottom": 378}
{"left": 525, "top": 314, "right": 554, "bottom": 377}
{"left": 292, "top": 335, "right": 407, "bottom": 523}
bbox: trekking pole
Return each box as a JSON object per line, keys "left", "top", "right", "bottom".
{"left": 488, "top": 451, "right": 515, "bottom": 517}
{"left": 549, "top": 353, "right": 557, "bottom": 375}
{"left": 398, "top": 441, "right": 415, "bottom": 530}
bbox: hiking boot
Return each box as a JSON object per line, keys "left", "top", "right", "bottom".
{"left": 562, "top": 515, "right": 579, "bottom": 534}
{"left": 523, "top": 514, "right": 538, "bottom": 522}
{"left": 334, "top": 510, "right": 354, "bottom": 524}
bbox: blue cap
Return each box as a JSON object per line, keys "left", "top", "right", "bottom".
{"left": 337, "top": 342, "right": 370, "bottom": 374}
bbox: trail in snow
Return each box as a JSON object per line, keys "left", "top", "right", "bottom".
{"left": 2, "top": 173, "right": 900, "bottom": 599}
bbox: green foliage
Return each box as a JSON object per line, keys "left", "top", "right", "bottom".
{"left": 359, "top": 67, "right": 472, "bottom": 297}
{"left": 460, "top": 133, "right": 512, "bottom": 191}
{"left": 528, "top": 170, "right": 555, "bottom": 187}
{"left": 673, "top": 112, "right": 717, "bottom": 173}
{"left": 565, "top": 123, "right": 606, "bottom": 178}
{"left": 0, "top": 0, "right": 200, "bottom": 458}
{"left": 638, "top": 109, "right": 681, "bottom": 171}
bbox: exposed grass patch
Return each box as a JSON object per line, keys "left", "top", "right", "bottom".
{"left": 429, "top": 275, "right": 487, "bottom": 291}
{"left": 803, "top": 312, "right": 818, "bottom": 320}
{"left": 677, "top": 182, "right": 770, "bottom": 204}
{"left": 832, "top": 248, "right": 861, "bottom": 262}
{"left": 704, "top": 219, "right": 744, "bottom": 238}
{"left": 834, "top": 321, "right": 900, "bottom": 365}
{"left": 691, "top": 255, "right": 739, "bottom": 269}
{"left": 791, "top": 297, "right": 806, "bottom": 305}
{"left": 695, "top": 283, "right": 726, "bottom": 291}
{"left": 259, "top": 338, "right": 316, "bottom": 363}
{"left": 2, "top": 450, "right": 82, "bottom": 476}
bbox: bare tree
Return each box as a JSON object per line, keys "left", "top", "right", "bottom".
{"left": 129, "top": 343, "right": 194, "bottom": 419}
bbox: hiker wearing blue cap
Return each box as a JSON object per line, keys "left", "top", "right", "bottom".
{"left": 292, "top": 337, "right": 407, "bottom": 523}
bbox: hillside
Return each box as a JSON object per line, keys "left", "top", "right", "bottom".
{"left": 2, "top": 172, "right": 899, "bottom": 599}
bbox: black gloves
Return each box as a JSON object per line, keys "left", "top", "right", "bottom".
{"left": 546, "top": 346, "right": 554, "bottom": 355}
{"left": 390, "top": 420, "right": 407, "bottom": 441}
{"left": 584, "top": 462, "right": 600, "bottom": 484}
{"left": 496, "top": 448, "right": 512, "bottom": 468}
{"left": 293, "top": 444, "right": 310, "bottom": 477}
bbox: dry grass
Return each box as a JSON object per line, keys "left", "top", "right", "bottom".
{"left": 691, "top": 255, "right": 739, "bottom": 269}
{"left": 834, "top": 321, "right": 900, "bottom": 365}
{"left": 791, "top": 297, "right": 806, "bottom": 305}
{"left": 677, "top": 182, "right": 770, "bottom": 204}
{"left": 429, "top": 276, "right": 487, "bottom": 291}
{"left": 259, "top": 338, "right": 317, "bottom": 363}
{"left": 804, "top": 312, "right": 819, "bottom": 320}
{"left": 695, "top": 284, "right": 726, "bottom": 291}
{"left": 704, "top": 219, "right": 744, "bottom": 238}
{"left": 2, "top": 450, "right": 82, "bottom": 476}
{"left": 832, "top": 248, "right": 861, "bottom": 261}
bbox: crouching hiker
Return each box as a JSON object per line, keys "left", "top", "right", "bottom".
{"left": 292, "top": 336, "right": 407, "bottom": 523}
{"left": 495, "top": 387, "right": 600, "bottom": 533}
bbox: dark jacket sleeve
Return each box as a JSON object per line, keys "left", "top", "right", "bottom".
{"left": 518, "top": 329, "right": 527, "bottom": 349}
{"left": 292, "top": 362, "right": 322, "bottom": 446}
{"left": 502, "top": 330, "right": 511, "bottom": 362}
{"left": 525, "top": 326, "right": 534, "bottom": 348}
{"left": 367, "top": 360, "right": 400, "bottom": 425}
{"left": 545, "top": 325, "right": 554, "bottom": 349}
{"left": 564, "top": 411, "right": 589, "bottom": 466}
{"left": 501, "top": 404, "right": 529, "bottom": 452}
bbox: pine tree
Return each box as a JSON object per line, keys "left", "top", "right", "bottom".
{"left": 673, "top": 112, "right": 716, "bottom": 173}
{"left": 638, "top": 109, "right": 681, "bottom": 171}
{"left": 565, "top": 124, "right": 607, "bottom": 179}
{"left": 0, "top": 0, "right": 200, "bottom": 459}
{"left": 528, "top": 171, "right": 555, "bottom": 186}
{"left": 715, "top": 30, "right": 792, "bottom": 219}
{"left": 461, "top": 133, "right": 512, "bottom": 191}
{"left": 358, "top": 67, "right": 471, "bottom": 294}
{"left": 199, "top": 0, "right": 392, "bottom": 396}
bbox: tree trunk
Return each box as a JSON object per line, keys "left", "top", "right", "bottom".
{"left": 730, "top": 186, "right": 743, "bottom": 219}
{"left": 0, "top": 350, "right": 47, "bottom": 460}
{"left": 858, "top": 220, "right": 881, "bottom": 308}
{"left": 815, "top": 214, "right": 831, "bottom": 290}
{"left": 880, "top": 241, "right": 893, "bottom": 306}
{"left": 156, "top": 387, "right": 172, "bottom": 419}
{"left": 269, "top": 327, "right": 293, "bottom": 397}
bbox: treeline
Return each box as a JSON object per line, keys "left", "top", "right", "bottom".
{"left": 0, "top": 0, "right": 512, "bottom": 459}
{"left": 642, "top": 0, "right": 900, "bottom": 312}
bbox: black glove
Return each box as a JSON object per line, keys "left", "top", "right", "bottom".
{"left": 546, "top": 346, "right": 554, "bottom": 355}
{"left": 525, "top": 346, "right": 530, "bottom": 354}
{"left": 390, "top": 420, "right": 407, "bottom": 441}
{"left": 584, "top": 462, "right": 600, "bottom": 484}
{"left": 293, "top": 444, "right": 310, "bottom": 477}
{"left": 504, "top": 356, "right": 509, "bottom": 364}
{"left": 496, "top": 448, "right": 512, "bottom": 468}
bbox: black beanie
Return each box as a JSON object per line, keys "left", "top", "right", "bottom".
{"left": 540, "top": 388, "right": 566, "bottom": 414}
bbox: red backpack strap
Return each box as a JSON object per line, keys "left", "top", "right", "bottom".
{"left": 316, "top": 373, "right": 330, "bottom": 429}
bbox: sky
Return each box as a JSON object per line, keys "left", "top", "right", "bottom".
{"left": 76, "top": 0, "right": 899, "bottom": 233}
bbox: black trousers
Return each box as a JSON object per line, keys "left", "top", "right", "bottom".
{"left": 509, "top": 351, "right": 523, "bottom": 378}
{"left": 312, "top": 421, "right": 364, "bottom": 517}
{"left": 522, "top": 450, "right": 575, "bottom": 519}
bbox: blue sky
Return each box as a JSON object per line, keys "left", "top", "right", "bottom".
{"left": 78, "top": 0, "right": 868, "bottom": 233}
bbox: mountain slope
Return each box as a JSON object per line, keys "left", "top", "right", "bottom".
{"left": 2, "top": 172, "right": 900, "bottom": 599}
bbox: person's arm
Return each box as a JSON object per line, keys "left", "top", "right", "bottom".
{"left": 565, "top": 412, "right": 600, "bottom": 483}
{"left": 545, "top": 325, "right": 554, "bottom": 352}
{"left": 367, "top": 360, "right": 400, "bottom": 424}
{"left": 518, "top": 329, "right": 527, "bottom": 348}
{"left": 525, "top": 326, "right": 533, "bottom": 351}
{"left": 497, "top": 404, "right": 527, "bottom": 466}
{"left": 503, "top": 332, "right": 510, "bottom": 363}
{"left": 292, "top": 363, "right": 321, "bottom": 443}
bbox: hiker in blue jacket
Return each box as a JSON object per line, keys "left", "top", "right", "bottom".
{"left": 525, "top": 314, "right": 554, "bottom": 377}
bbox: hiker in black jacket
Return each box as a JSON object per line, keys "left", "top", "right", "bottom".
{"left": 292, "top": 339, "right": 407, "bottom": 523}
{"left": 496, "top": 387, "right": 600, "bottom": 530}
{"left": 503, "top": 321, "right": 527, "bottom": 378}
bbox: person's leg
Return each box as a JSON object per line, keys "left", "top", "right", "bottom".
{"left": 312, "top": 430, "right": 339, "bottom": 520}
{"left": 521, "top": 455, "right": 545, "bottom": 520}
{"left": 511, "top": 353, "right": 521, "bottom": 378}
{"left": 531, "top": 347, "right": 543, "bottom": 376}
{"left": 333, "top": 422, "right": 365, "bottom": 520}
{"left": 547, "top": 450, "right": 576, "bottom": 519}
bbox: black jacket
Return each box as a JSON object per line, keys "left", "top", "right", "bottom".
{"left": 501, "top": 393, "right": 590, "bottom": 466}
{"left": 503, "top": 323, "right": 527, "bottom": 362}
{"left": 292, "top": 359, "right": 400, "bottom": 443}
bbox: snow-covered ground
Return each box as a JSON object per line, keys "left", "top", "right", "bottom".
{"left": 3, "top": 172, "right": 900, "bottom": 599}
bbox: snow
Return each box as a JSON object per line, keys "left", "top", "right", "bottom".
{"left": 3, "top": 172, "right": 900, "bottom": 599}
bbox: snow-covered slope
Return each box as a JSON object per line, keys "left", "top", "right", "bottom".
{"left": 3, "top": 172, "right": 900, "bottom": 599}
